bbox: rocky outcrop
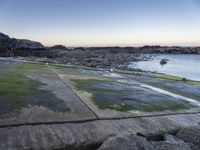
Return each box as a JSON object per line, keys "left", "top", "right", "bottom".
{"left": 160, "top": 59, "right": 169, "bottom": 65}
{"left": 0, "top": 32, "right": 44, "bottom": 50}
{"left": 98, "top": 133, "right": 154, "bottom": 150}
{"left": 0, "top": 33, "right": 11, "bottom": 49}
{"left": 151, "top": 134, "right": 191, "bottom": 150}
{"left": 98, "top": 133, "right": 192, "bottom": 150}
{"left": 51, "top": 45, "right": 68, "bottom": 50}
{"left": 176, "top": 127, "right": 200, "bottom": 150}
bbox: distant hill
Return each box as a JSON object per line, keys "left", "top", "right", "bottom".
{"left": 0, "top": 32, "right": 44, "bottom": 50}
{"left": 51, "top": 45, "right": 68, "bottom": 50}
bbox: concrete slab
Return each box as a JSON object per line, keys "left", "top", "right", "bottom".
{"left": 0, "top": 61, "right": 96, "bottom": 126}
{"left": 55, "top": 66, "right": 200, "bottom": 119}
{"left": 0, "top": 113, "right": 200, "bottom": 149}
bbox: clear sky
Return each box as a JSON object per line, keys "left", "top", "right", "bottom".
{"left": 0, "top": 0, "right": 200, "bottom": 47}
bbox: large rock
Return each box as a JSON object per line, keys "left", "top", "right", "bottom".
{"left": 151, "top": 134, "right": 191, "bottom": 150}
{"left": 98, "top": 133, "right": 154, "bottom": 150}
{"left": 0, "top": 32, "right": 11, "bottom": 49}
{"left": 11, "top": 39, "right": 44, "bottom": 49}
{"left": 51, "top": 45, "right": 68, "bottom": 50}
{"left": 176, "top": 127, "right": 200, "bottom": 150}
{"left": 0, "top": 32, "right": 44, "bottom": 50}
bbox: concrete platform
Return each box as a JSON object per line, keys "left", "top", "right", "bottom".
{"left": 0, "top": 59, "right": 200, "bottom": 149}
{"left": 55, "top": 66, "right": 200, "bottom": 119}
{"left": 0, "top": 112, "right": 200, "bottom": 149}
{"left": 1, "top": 59, "right": 200, "bottom": 125}
{"left": 0, "top": 61, "right": 96, "bottom": 126}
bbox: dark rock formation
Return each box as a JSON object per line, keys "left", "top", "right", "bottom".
{"left": 0, "top": 32, "right": 44, "bottom": 50}
{"left": 98, "top": 133, "right": 154, "bottom": 150}
{"left": 1, "top": 32, "right": 200, "bottom": 68}
{"left": 51, "top": 45, "right": 68, "bottom": 50}
{"left": 151, "top": 134, "right": 191, "bottom": 150}
{"left": 176, "top": 127, "right": 200, "bottom": 150}
{"left": 98, "top": 133, "right": 192, "bottom": 150}
{"left": 160, "top": 59, "right": 169, "bottom": 65}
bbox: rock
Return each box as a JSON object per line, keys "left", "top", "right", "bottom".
{"left": 160, "top": 59, "right": 169, "bottom": 65}
{"left": 51, "top": 45, "right": 68, "bottom": 50}
{"left": 151, "top": 134, "right": 191, "bottom": 150}
{"left": 12, "top": 39, "right": 44, "bottom": 49}
{"left": 98, "top": 133, "right": 154, "bottom": 150}
{"left": 0, "top": 32, "right": 11, "bottom": 49}
{"left": 0, "top": 32, "right": 44, "bottom": 50}
{"left": 176, "top": 127, "right": 200, "bottom": 150}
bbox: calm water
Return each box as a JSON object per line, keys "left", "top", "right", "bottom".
{"left": 129, "top": 54, "right": 200, "bottom": 81}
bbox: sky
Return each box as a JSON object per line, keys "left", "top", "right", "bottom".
{"left": 0, "top": 0, "right": 200, "bottom": 47}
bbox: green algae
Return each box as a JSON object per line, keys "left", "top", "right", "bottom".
{"left": 10, "top": 63, "right": 46, "bottom": 71}
{"left": 0, "top": 71, "right": 71, "bottom": 116}
{"left": 141, "top": 101, "right": 190, "bottom": 112}
{"left": 71, "top": 79, "right": 134, "bottom": 112}
{"left": 0, "top": 72, "right": 32, "bottom": 103}
{"left": 114, "top": 70, "right": 134, "bottom": 75}
{"left": 107, "top": 103, "right": 133, "bottom": 112}
{"left": 155, "top": 73, "right": 200, "bottom": 85}
{"left": 70, "top": 78, "right": 192, "bottom": 112}
{"left": 155, "top": 73, "right": 183, "bottom": 81}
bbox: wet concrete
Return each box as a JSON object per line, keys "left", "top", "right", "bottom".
{"left": 0, "top": 60, "right": 96, "bottom": 126}
{"left": 56, "top": 66, "right": 200, "bottom": 119}
{"left": 1, "top": 59, "right": 200, "bottom": 123}
{"left": 0, "top": 58, "right": 200, "bottom": 149}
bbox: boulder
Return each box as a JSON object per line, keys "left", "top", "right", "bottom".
{"left": 151, "top": 134, "right": 191, "bottom": 150}
{"left": 176, "top": 127, "right": 200, "bottom": 150}
{"left": 98, "top": 133, "right": 154, "bottom": 150}
{"left": 0, "top": 32, "right": 44, "bottom": 50}
{"left": 160, "top": 59, "right": 169, "bottom": 65}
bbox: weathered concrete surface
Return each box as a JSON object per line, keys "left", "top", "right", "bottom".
{"left": 0, "top": 113, "right": 199, "bottom": 149}
{"left": 56, "top": 68, "right": 200, "bottom": 119}
{"left": 0, "top": 61, "right": 96, "bottom": 126}
{"left": 1, "top": 59, "right": 200, "bottom": 149}
{"left": 126, "top": 73, "right": 200, "bottom": 101}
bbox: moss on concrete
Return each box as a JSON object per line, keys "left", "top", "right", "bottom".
{"left": 0, "top": 71, "right": 71, "bottom": 116}
{"left": 70, "top": 79, "right": 135, "bottom": 112}
{"left": 10, "top": 63, "right": 46, "bottom": 71}
{"left": 107, "top": 104, "right": 133, "bottom": 112}
{"left": 70, "top": 78, "right": 192, "bottom": 112}
{"left": 141, "top": 101, "right": 191, "bottom": 112}
{"left": 155, "top": 73, "right": 200, "bottom": 85}
{"left": 0, "top": 72, "right": 32, "bottom": 104}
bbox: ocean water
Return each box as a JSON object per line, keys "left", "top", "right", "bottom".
{"left": 129, "top": 54, "right": 200, "bottom": 81}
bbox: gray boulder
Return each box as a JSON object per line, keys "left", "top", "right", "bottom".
{"left": 151, "top": 134, "right": 191, "bottom": 150}
{"left": 176, "top": 127, "right": 200, "bottom": 150}
{"left": 98, "top": 133, "right": 154, "bottom": 150}
{"left": 0, "top": 32, "right": 11, "bottom": 49}
{"left": 0, "top": 32, "right": 44, "bottom": 50}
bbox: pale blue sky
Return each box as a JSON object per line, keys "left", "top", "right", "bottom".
{"left": 0, "top": 0, "right": 200, "bottom": 46}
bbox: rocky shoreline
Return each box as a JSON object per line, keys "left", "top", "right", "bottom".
{"left": 1, "top": 32, "right": 200, "bottom": 69}
{"left": 1, "top": 33, "right": 200, "bottom": 149}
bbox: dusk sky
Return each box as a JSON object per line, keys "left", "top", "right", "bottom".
{"left": 0, "top": 0, "right": 200, "bottom": 46}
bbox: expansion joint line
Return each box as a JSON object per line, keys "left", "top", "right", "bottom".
{"left": 51, "top": 68, "right": 99, "bottom": 120}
